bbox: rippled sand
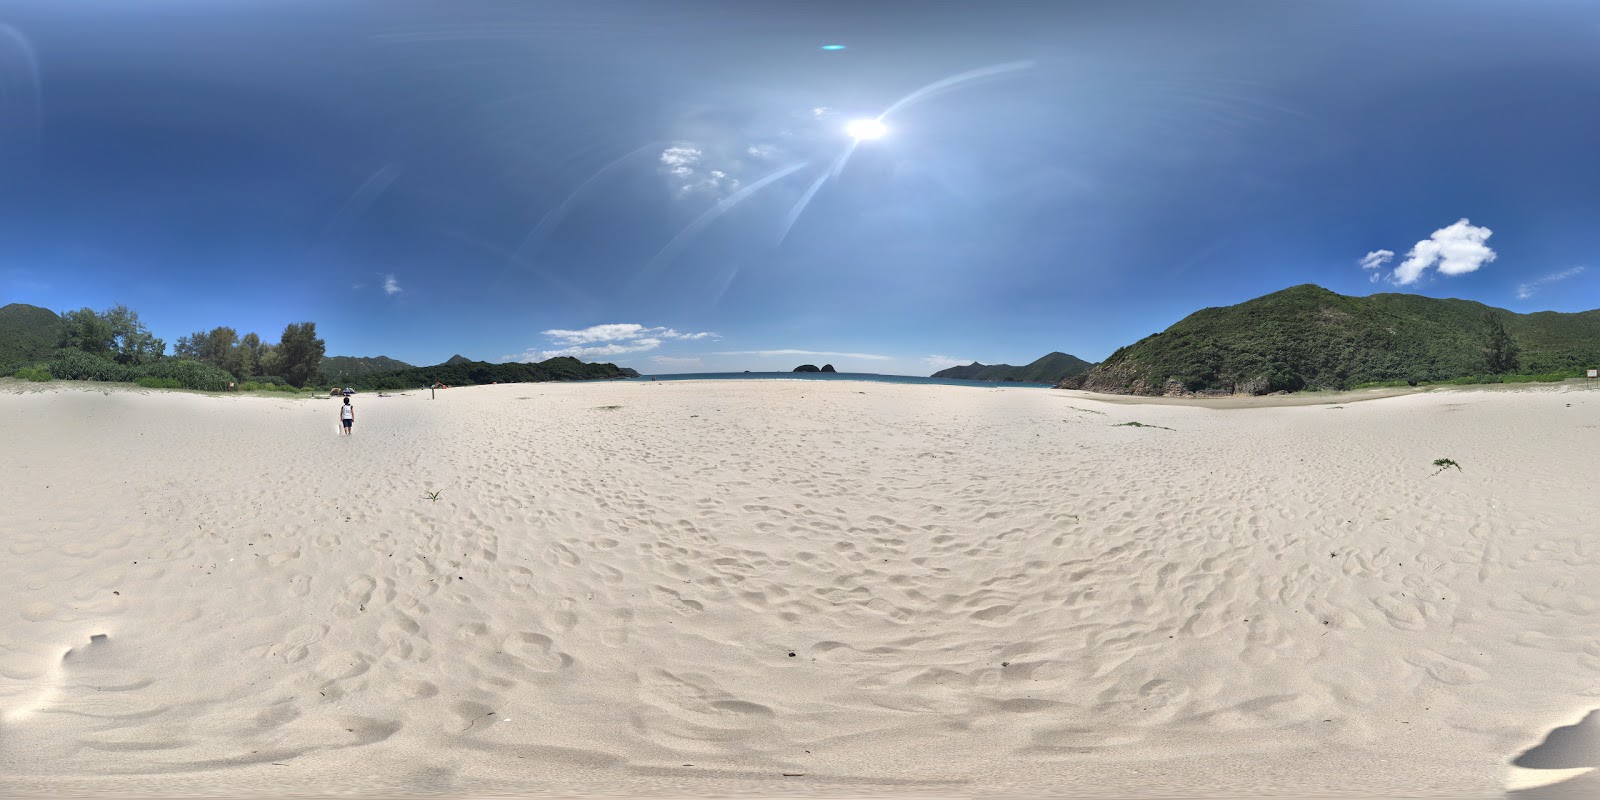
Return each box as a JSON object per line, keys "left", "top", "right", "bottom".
{"left": 2, "top": 379, "right": 1597, "bottom": 798}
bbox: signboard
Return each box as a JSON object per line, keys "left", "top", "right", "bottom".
{"left": 1590, "top": 369, "right": 1599, "bottom": 378}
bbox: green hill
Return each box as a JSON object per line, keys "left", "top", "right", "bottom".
{"left": 933, "top": 351, "right": 1095, "bottom": 384}
{"left": 1063, "top": 284, "right": 1600, "bottom": 395}
{"left": 317, "top": 355, "right": 414, "bottom": 384}
{"left": 0, "top": 303, "right": 64, "bottom": 369}
{"left": 348, "top": 356, "right": 631, "bottom": 390}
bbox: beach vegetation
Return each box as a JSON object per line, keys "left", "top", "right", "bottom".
{"left": 344, "top": 356, "right": 632, "bottom": 391}
{"left": 14, "top": 366, "right": 54, "bottom": 381}
{"left": 1115, "top": 421, "right": 1175, "bottom": 431}
{"left": 1431, "top": 458, "right": 1462, "bottom": 476}
{"left": 136, "top": 377, "right": 183, "bottom": 389}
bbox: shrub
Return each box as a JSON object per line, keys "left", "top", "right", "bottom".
{"left": 136, "top": 359, "right": 235, "bottom": 391}
{"left": 43, "top": 350, "right": 136, "bottom": 382}
{"left": 136, "top": 377, "right": 183, "bottom": 389}
{"left": 14, "top": 366, "right": 54, "bottom": 382}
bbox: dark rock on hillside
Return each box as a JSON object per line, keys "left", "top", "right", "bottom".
{"left": 793, "top": 364, "right": 820, "bottom": 372}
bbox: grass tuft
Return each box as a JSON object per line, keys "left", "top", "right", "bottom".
{"left": 1115, "top": 421, "right": 1175, "bottom": 431}
{"left": 1430, "top": 458, "right": 1462, "bottom": 477}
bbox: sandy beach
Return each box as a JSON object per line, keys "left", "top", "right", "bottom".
{"left": 2, "top": 379, "right": 1598, "bottom": 798}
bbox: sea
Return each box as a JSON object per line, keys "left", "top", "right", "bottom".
{"left": 623, "top": 372, "right": 1054, "bottom": 389}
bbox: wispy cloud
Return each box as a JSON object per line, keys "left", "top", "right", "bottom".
{"left": 542, "top": 324, "right": 717, "bottom": 345}
{"left": 1516, "top": 266, "right": 1586, "bottom": 300}
{"left": 923, "top": 355, "right": 971, "bottom": 371}
{"left": 713, "top": 349, "right": 892, "bottom": 361}
{"left": 382, "top": 273, "right": 402, "bottom": 295}
{"left": 1359, "top": 250, "right": 1394, "bottom": 270}
{"left": 1391, "top": 219, "right": 1496, "bottom": 285}
{"left": 506, "top": 323, "right": 718, "bottom": 362}
{"left": 651, "top": 355, "right": 702, "bottom": 365}
{"left": 660, "top": 144, "right": 739, "bottom": 197}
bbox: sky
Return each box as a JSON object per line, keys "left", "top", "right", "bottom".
{"left": 2, "top": 0, "right": 1599, "bottom": 375}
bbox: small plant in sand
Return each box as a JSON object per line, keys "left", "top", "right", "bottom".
{"left": 423, "top": 490, "right": 442, "bottom": 502}
{"left": 595, "top": 405, "right": 623, "bottom": 411}
{"left": 1066, "top": 406, "right": 1106, "bottom": 415}
{"left": 1115, "top": 421, "right": 1175, "bottom": 431}
{"left": 1430, "top": 458, "right": 1462, "bottom": 477}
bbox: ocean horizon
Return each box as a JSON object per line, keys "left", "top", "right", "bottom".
{"left": 624, "top": 371, "right": 1055, "bottom": 388}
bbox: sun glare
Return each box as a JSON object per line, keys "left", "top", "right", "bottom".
{"left": 846, "top": 118, "right": 887, "bottom": 140}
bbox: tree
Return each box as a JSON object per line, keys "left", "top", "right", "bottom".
{"left": 275, "top": 322, "right": 325, "bottom": 387}
{"left": 103, "top": 305, "right": 164, "bottom": 365}
{"left": 259, "top": 343, "right": 280, "bottom": 378}
{"left": 240, "top": 332, "right": 264, "bottom": 376}
{"left": 59, "top": 305, "right": 163, "bottom": 364}
{"left": 200, "top": 327, "right": 244, "bottom": 376}
{"left": 1485, "top": 312, "right": 1521, "bottom": 374}
{"left": 58, "top": 308, "right": 115, "bottom": 356}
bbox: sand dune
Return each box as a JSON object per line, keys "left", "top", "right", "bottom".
{"left": 2, "top": 379, "right": 1597, "bottom": 797}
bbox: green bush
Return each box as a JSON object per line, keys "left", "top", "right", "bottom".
{"left": 137, "top": 359, "right": 235, "bottom": 391}
{"left": 14, "top": 366, "right": 53, "bottom": 382}
{"left": 136, "top": 377, "right": 183, "bottom": 389}
{"left": 44, "top": 350, "right": 136, "bottom": 382}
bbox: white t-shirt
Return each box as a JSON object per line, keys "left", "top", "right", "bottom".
{"left": 341, "top": 404, "right": 354, "bottom": 420}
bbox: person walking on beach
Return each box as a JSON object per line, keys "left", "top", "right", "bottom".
{"left": 339, "top": 396, "right": 355, "bottom": 435}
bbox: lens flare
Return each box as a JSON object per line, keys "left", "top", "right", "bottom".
{"left": 846, "top": 118, "right": 887, "bottom": 140}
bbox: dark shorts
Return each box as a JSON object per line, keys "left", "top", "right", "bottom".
{"left": 342, "top": 419, "right": 353, "bottom": 428}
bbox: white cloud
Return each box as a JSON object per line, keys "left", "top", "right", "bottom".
{"left": 1392, "top": 219, "right": 1496, "bottom": 285}
{"left": 713, "top": 349, "right": 892, "bottom": 361}
{"left": 542, "top": 324, "right": 717, "bottom": 345}
{"left": 923, "top": 355, "right": 971, "bottom": 371}
{"left": 1516, "top": 266, "right": 1586, "bottom": 300}
{"left": 508, "top": 323, "right": 718, "bottom": 363}
{"left": 1359, "top": 250, "right": 1394, "bottom": 270}
{"left": 659, "top": 144, "right": 740, "bottom": 197}
{"left": 382, "top": 273, "right": 402, "bottom": 295}
{"left": 651, "top": 355, "right": 703, "bottom": 365}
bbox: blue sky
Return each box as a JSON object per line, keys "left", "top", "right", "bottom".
{"left": 2, "top": 0, "right": 1598, "bottom": 375}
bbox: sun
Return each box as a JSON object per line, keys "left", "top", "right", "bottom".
{"left": 846, "top": 118, "right": 888, "bottom": 140}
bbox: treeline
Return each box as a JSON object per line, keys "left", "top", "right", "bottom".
{"left": 347, "top": 357, "right": 631, "bottom": 390}
{"left": 170, "top": 322, "right": 325, "bottom": 387}
{"left": 8, "top": 303, "right": 326, "bottom": 391}
{"left": 5, "top": 302, "right": 632, "bottom": 392}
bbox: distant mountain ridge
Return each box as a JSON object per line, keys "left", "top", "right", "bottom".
{"left": 1063, "top": 284, "right": 1600, "bottom": 396}
{"left": 932, "top": 351, "right": 1094, "bottom": 384}
{"left": 317, "top": 355, "right": 414, "bottom": 383}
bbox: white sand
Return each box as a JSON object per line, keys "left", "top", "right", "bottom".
{"left": 2, "top": 379, "right": 1597, "bottom": 798}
